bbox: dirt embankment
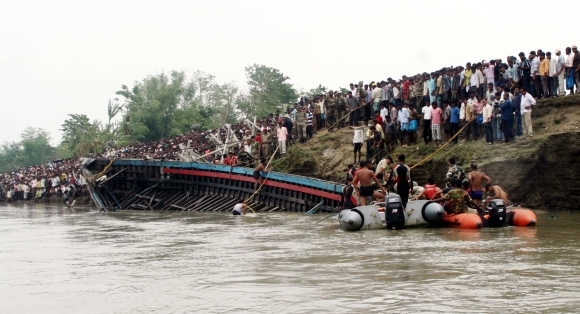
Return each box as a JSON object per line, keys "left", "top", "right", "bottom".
{"left": 277, "top": 95, "right": 580, "bottom": 210}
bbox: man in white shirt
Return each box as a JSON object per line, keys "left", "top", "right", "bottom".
{"left": 372, "top": 83, "right": 382, "bottom": 112}
{"left": 520, "top": 87, "right": 536, "bottom": 137}
{"left": 555, "top": 49, "right": 566, "bottom": 95}
{"left": 547, "top": 52, "right": 558, "bottom": 97}
{"left": 482, "top": 95, "right": 494, "bottom": 145}
{"left": 276, "top": 122, "right": 288, "bottom": 156}
{"left": 352, "top": 125, "right": 364, "bottom": 163}
{"left": 379, "top": 103, "right": 389, "bottom": 125}
{"left": 421, "top": 101, "right": 432, "bottom": 145}
{"left": 398, "top": 104, "right": 410, "bottom": 147}
{"left": 530, "top": 51, "right": 541, "bottom": 97}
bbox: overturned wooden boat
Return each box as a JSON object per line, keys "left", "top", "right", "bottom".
{"left": 82, "top": 158, "right": 343, "bottom": 213}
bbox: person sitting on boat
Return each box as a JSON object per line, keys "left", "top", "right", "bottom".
{"left": 431, "top": 178, "right": 460, "bottom": 199}
{"left": 467, "top": 163, "right": 492, "bottom": 206}
{"left": 410, "top": 177, "right": 441, "bottom": 201}
{"left": 339, "top": 176, "right": 358, "bottom": 210}
{"left": 232, "top": 203, "right": 248, "bottom": 216}
{"left": 353, "top": 160, "right": 386, "bottom": 206}
{"left": 483, "top": 183, "right": 509, "bottom": 205}
{"left": 253, "top": 159, "right": 269, "bottom": 191}
{"left": 432, "top": 181, "right": 483, "bottom": 215}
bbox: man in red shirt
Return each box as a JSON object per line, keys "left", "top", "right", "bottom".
{"left": 227, "top": 152, "right": 238, "bottom": 166}
{"left": 374, "top": 110, "right": 383, "bottom": 125}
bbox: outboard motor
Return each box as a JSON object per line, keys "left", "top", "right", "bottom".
{"left": 486, "top": 199, "right": 507, "bottom": 228}
{"left": 385, "top": 194, "right": 405, "bottom": 230}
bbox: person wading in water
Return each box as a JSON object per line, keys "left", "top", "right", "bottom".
{"left": 386, "top": 154, "right": 413, "bottom": 207}
{"left": 353, "top": 160, "right": 386, "bottom": 206}
{"left": 232, "top": 203, "right": 248, "bottom": 216}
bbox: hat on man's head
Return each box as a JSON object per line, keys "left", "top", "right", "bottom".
{"left": 572, "top": 45, "right": 578, "bottom": 49}
{"left": 555, "top": 49, "right": 561, "bottom": 53}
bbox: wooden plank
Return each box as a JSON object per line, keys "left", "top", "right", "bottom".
{"left": 306, "top": 201, "right": 325, "bottom": 215}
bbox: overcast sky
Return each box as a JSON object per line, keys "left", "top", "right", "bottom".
{"left": 1, "top": 0, "right": 576, "bottom": 145}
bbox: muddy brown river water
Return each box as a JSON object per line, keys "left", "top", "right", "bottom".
{"left": 1, "top": 203, "right": 579, "bottom": 313}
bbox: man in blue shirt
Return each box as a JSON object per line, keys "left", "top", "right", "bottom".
{"left": 450, "top": 101, "right": 461, "bottom": 144}
{"left": 500, "top": 93, "right": 513, "bottom": 143}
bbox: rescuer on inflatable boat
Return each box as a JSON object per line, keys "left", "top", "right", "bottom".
{"left": 410, "top": 177, "right": 442, "bottom": 201}
{"left": 431, "top": 181, "right": 483, "bottom": 215}
{"left": 385, "top": 154, "right": 413, "bottom": 207}
{"left": 339, "top": 176, "right": 358, "bottom": 210}
{"left": 352, "top": 160, "right": 386, "bottom": 206}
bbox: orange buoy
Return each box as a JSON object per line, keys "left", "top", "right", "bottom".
{"left": 442, "top": 213, "right": 483, "bottom": 229}
{"left": 507, "top": 208, "right": 537, "bottom": 227}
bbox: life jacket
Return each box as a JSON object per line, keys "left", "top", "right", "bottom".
{"left": 424, "top": 184, "right": 437, "bottom": 199}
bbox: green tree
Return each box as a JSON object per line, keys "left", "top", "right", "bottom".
{"left": 305, "top": 84, "right": 328, "bottom": 97}
{"left": 19, "top": 127, "right": 53, "bottom": 166}
{"left": 0, "top": 142, "right": 23, "bottom": 172}
{"left": 116, "top": 71, "right": 197, "bottom": 142}
{"left": 60, "top": 114, "right": 106, "bottom": 157}
{"left": 244, "top": 64, "right": 298, "bottom": 118}
{"left": 206, "top": 82, "right": 240, "bottom": 126}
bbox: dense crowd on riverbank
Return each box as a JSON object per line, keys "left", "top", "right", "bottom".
{"left": 2, "top": 45, "right": 579, "bottom": 201}
{"left": 0, "top": 159, "right": 87, "bottom": 202}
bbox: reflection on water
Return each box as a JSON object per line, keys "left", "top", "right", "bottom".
{"left": 1, "top": 203, "right": 579, "bottom": 313}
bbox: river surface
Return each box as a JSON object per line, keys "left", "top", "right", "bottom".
{"left": 1, "top": 203, "right": 579, "bottom": 313}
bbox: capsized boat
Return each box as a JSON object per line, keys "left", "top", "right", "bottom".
{"left": 337, "top": 194, "right": 446, "bottom": 231}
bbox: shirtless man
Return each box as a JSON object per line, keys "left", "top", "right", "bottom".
{"left": 253, "top": 158, "right": 269, "bottom": 191}
{"left": 467, "top": 164, "right": 491, "bottom": 206}
{"left": 483, "top": 183, "right": 509, "bottom": 204}
{"left": 353, "top": 160, "right": 386, "bottom": 206}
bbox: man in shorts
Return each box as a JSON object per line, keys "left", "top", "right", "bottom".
{"left": 353, "top": 160, "right": 386, "bottom": 206}
{"left": 467, "top": 163, "right": 492, "bottom": 206}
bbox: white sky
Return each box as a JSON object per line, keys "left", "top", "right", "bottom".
{"left": 1, "top": 0, "right": 577, "bottom": 145}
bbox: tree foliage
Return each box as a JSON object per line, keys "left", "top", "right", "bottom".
{"left": 0, "top": 127, "right": 54, "bottom": 172}
{"left": 245, "top": 64, "right": 298, "bottom": 118}
{"left": 0, "top": 65, "right": 301, "bottom": 166}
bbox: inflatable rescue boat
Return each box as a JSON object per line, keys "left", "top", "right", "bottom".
{"left": 440, "top": 199, "right": 538, "bottom": 229}
{"left": 338, "top": 194, "right": 446, "bottom": 231}
{"left": 337, "top": 196, "right": 537, "bottom": 231}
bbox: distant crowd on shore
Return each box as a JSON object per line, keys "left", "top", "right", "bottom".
{"left": 2, "top": 45, "right": 579, "bottom": 201}
{"left": 1, "top": 159, "right": 87, "bottom": 202}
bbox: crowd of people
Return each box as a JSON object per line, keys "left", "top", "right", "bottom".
{"left": 2, "top": 45, "right": 578, "bottom": 207}
{"left": 1, "top": 159, "right": 87, "bottom": 203}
